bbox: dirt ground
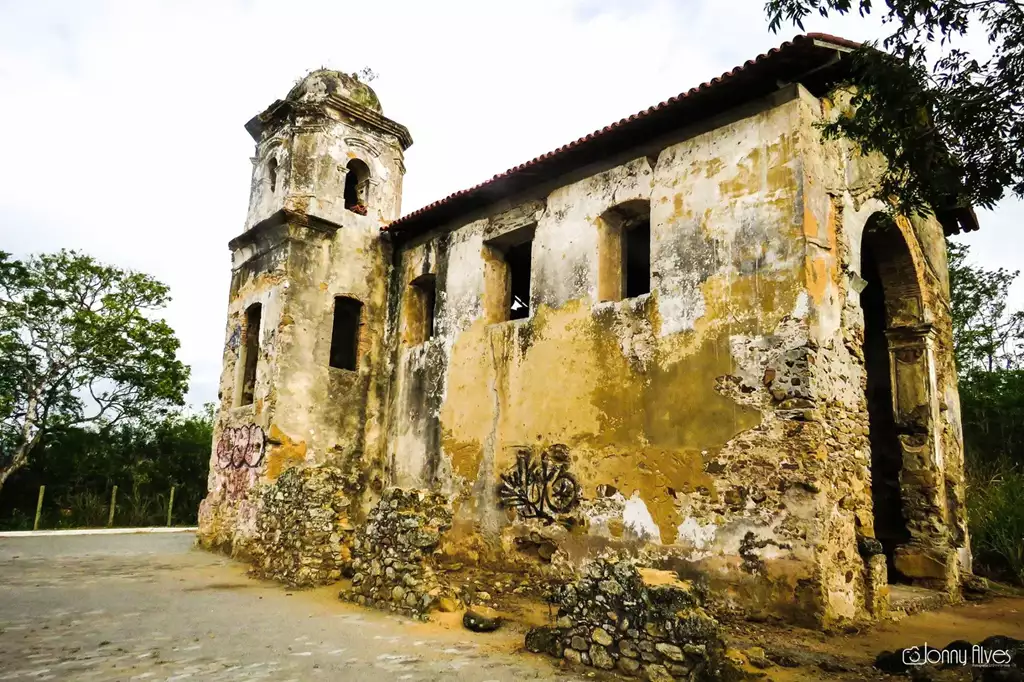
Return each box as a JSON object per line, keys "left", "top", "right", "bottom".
{"left": 1, "top": 532, "right": 1021, "bottom": 681}
{"left": 721, "top": 589, "right": 1024, "bottom": 680}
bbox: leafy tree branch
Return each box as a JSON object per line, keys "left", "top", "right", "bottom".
{"left": 766, "top": 0, "right": 1024, "bottom": 219}
{"left": 0, "top": 250, "right": 188, "bottom": 493}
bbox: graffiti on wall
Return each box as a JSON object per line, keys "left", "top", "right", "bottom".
{"left": 227, "top": 324, "right": 241, "bottom": 351}
{"left": 216, "top": 424, "right": 266, "bottom": 470}
{"left": 497, "top": 444, "right": 581, "bottom": 524}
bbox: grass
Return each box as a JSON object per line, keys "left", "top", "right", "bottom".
{"left": 0, "top": 489, "right": 194, "bottom": 531}
{"left": 966, "top": 454, "right": 1024, "bottom": 586}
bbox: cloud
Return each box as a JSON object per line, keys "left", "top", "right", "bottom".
{"left": 1, "top": 0, "right": 1019, "bottom": 407}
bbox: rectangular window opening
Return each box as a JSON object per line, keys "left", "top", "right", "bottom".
{"left": 329, "top": 297, "right": 362, "bottom": 371}
{"left": 624, "top": 219, "right": 651, "bottom": 298}
{"left": 240, "top": 303, "right": 261, "bottom": 406}
{"left": 484, "top": 225, "right": 535, "bottom": 323}
{"left": 410, "top": 274, "right": 437, "bottom": 344}
{"left": 506, "top": 239, "right": 532, "bottom": 321}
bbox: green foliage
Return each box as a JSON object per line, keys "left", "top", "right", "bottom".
{"left": 0, "top": 249, "right": 189, "bottom": 492}
{"left": 960, "top": 370, "right": 1024, "bottom": 466}
{"left": 765, "top": 0, "right": 1024, "bottom": 218}
{"left": 947, "top": 241, "right": 1024, "bottom": 583}
{"left": 0, "top": 405, "right": 214, "bottom": 529}
{"left": 966, "top": 454, "right": 1024, "bottom": 585}
{"left": 949, "top": 241, "right": 1023, "bottom": 373}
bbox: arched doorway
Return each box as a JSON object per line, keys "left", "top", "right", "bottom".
{"left": 859, "top": 214, "right": 925, "bottom": 583}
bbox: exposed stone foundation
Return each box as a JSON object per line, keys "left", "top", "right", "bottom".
{"left": 247, "top": 466, "right": 359, "bottom": 587}
{"left": 526, "top": 559, "right": 726, "bottom": 681}
{"left": 203, "top": 46, "right": 971, "bottom": 632}
{"left": 344, "top": 487, "right": 454, "bottom": 620}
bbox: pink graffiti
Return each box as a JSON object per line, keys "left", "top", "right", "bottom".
{"left": 216, "top": 424, "right": 266, "bottom": 470}
{"left": 221, "top": 468, "right": 257, "bottom": 501}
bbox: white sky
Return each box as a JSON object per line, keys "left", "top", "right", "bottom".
{"left": 1, "top": 0, "right": 1020, "bottom": 408}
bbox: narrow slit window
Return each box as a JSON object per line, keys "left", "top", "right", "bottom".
{"left": 624, "top": 218, "right": 651, "bottom": 298}
{"left": 267, "top": 158, "right": 278, "bottom": 193}
{"left": 240, "top": 303, "right": 262, "bottom": 406}
{"left": 329, "top": 297, "right": 362, "bottom": 370}
{"left": 410, "top": 274, "right": 437, "bottom": 344}
{"left": 344, "top": 159, "right": 370, "bottom": 214}
{"left": 506, "top": 239, "right": 532, "bottom": 320}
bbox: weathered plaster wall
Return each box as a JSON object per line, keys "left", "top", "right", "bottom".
{"left": 384, "top": 86, "right": 849, "bottom": 622}
{"left": 797, "top": 87, "right": 967, "bottom": 620}
{"left": 199, "top": 75, "right": 406, "bottom": 555}
{"left": 200, "top": 69, "right": 966, "bottom": 628}
{"left": 198, "top": 240, "right": 289, "bottom": 553}
{"left": 245, "top": 74, "right": 406, "bottom": 231}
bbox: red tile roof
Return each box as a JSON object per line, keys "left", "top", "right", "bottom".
{"left": 386, "top": 33, "right": 978, "bottom": 237}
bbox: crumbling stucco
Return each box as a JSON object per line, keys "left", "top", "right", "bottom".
{"left": 199, "top": 67, "right": 968, "bottom": 631}
{"left": 199, "top": 70, "right": 407, "bottom": 554}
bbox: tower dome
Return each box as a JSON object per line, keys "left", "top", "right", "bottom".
{"left": 286, "top": 69, "right": 382, "bottom": 113}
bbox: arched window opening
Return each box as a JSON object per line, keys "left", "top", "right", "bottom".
{"left": 329, "top": 296, "right": 362, "bottom": 371}
{"left": 598, "top": 199, "right": 651, "bottom": 301}
{"left": 267, "top": 157, "right": 279, "bottom": 193}
{"left": 239, "top": 303, "right": 262, "bottom": 406}
{"left": 344, "top": 159, "right": 371, "bottom": 215}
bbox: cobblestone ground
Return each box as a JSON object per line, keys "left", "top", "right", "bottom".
{"left": 0, "top": 533, "right": 577, "bottom": 681}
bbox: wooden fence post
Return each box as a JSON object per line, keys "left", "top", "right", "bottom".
{"left": 33, "top": 485, "right": 45, "bottom": 531}
{"left": 167, "top": 486, "right": 176, "bottom": 527}
{"left": 107, "top": 485, "right": 118, "bottom": 527}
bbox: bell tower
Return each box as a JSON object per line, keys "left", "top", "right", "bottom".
{"left": 242, "top": 70, "right": 411, "bottom": 230}
{"left": 199, "top": 69, "right": 412, "bottom": 555}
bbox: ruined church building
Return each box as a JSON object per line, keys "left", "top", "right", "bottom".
{"left": 200, "top": 33, "right": 979, "bottom": 627}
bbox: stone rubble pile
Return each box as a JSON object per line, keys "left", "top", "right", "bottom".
{"left": 344, "top": 487, "right": 454, "bottom": 620}
{"left": 526, "top": 559, "right": 726, "bottom": 681}
{"left": 248, "top": 465, "right": 358, "bottom": 587}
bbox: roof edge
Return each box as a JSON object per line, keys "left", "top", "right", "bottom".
{"left": 244, "top": 95, "right": 413, "bottom": 150}
{"left": 384, "top": 33, "right": 850, "bottom": 237}
{"left": 383, "top": 32, "right": 978, "bottom": 238}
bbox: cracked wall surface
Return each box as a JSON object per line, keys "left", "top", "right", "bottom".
{"left": 199, "top": 72, "right": 967, "bottom": 628}
{"left": 198, "top": 70, "right": 405, "bottom": 557}
{"left": 381, "top": 84, "right": 965, "bottom": 626}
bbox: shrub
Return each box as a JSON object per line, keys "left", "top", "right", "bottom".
{"left": 966, "top": 455, "right": 1024, "bottom": 585}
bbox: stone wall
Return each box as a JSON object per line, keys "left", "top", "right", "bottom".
{"left": 381, "top": 86, "right": 851, "bottom": 625}
{"left": 377, "top": 82, "right": 965, "bottom": 626}
{"left": 345, "top": 488, "right": 454, "bottom": 620}
{"left": 247, "top": 465, "right": 360, "bottom": 587}
{"left": 526, "top": 559, "right": 726, "bottom": 681}
{"left": 201, "top": 61, "right": 968, "bottom": 628}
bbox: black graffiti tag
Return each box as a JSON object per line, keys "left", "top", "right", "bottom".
{"left": 497, "top": 445, "right": 580, "bottom": 523}
{"left": 216, "top": 424, "right": 266, "bottom": 470}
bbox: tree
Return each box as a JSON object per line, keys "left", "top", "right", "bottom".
{"left": 948, "top": 241, "right": 1024, "bottom": 373}
{"left": 946, "top": 242, "right": 1024, "bottom": 583}
{"left": 947, "top": 241, "right": 1024, "bottom": 466}
{"left": 765, "top": 0, "right": 1024, "bottom": 220}
{"left": 0, "top": 250, "right": 189, "bottom": 493}
{"left": 0, "top": 405, "right": 214, "bottom": 529}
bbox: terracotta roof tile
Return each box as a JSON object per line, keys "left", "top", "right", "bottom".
{"left": 386, "top": 33, "right": 978, "bottom": 237}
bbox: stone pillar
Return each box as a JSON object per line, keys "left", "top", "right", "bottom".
{"left": 886, "top": 325, "right": 958, "bottom": 591}
{"left": 864, "top": 554, "right": 891, "bottom": 617}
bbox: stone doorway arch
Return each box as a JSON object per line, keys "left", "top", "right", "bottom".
{"left": 859, "top": 213, "right": 953, "bottom": 589}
